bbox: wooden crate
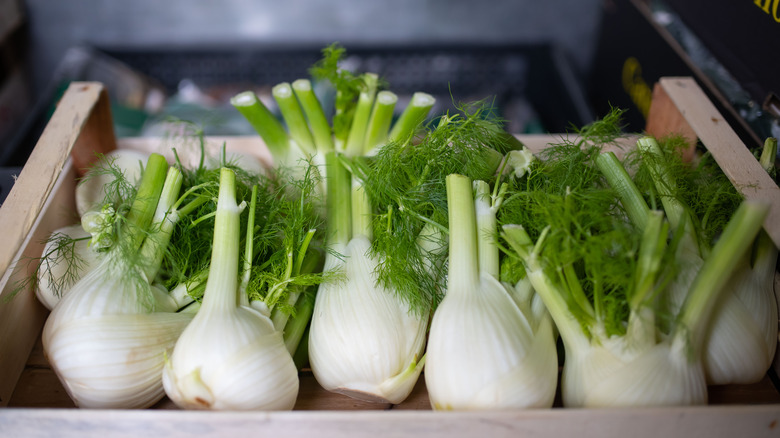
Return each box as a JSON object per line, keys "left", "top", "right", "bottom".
{"left": 1, "top": 78, "right": 780, "bottom": 437}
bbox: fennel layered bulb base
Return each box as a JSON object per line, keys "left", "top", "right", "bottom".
{"left": 42, "top": 248, "right": 195, "bottom": 409}
{"left": 562, "top": 336, "right": 708, "bottom": 408}
{"left": 162, "top": 168, "right": 299, "bottom": 411}
{"left": 308, "top": 237, "right": 428, "bottom": 404}
{"left": 44, "top": 313, "right": 193, "bottom": 409}
{"left": 425, "top": 272, "right": 558, "bottom": 410}
{"left": 162, "top": 307, "right": 299, "bottom": 410}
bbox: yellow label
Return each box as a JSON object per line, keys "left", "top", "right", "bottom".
{"left": 754, "top": 0, "right": 780, "bottom": 22}
{"left": 622, "top": 57, "right": 653, "bottom": 120}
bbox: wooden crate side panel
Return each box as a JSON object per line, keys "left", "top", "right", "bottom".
{"left": 0, "top": 162, "right": 78, "bottom": 406}
{"left": 0, "top": 83, "right": 113, "bottom": 278}
{"left": 0, "top": 82, "right": 111, "bottom": 407}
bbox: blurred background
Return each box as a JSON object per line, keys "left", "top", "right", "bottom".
{"left": 1, "top": 0, "right": 778, "bottom": 199}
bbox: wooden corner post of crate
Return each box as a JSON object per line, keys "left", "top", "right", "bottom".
{"left": 0, "top": 82, "right": 116, "bottom": 407}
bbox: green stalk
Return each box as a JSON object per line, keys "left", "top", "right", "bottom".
{"left": 344, "top": 73, "right": 378, "bottom": 157}
{"left": 351, "top": 177, "right": 373, "bottom": 240}
{"left": 636, "top": 137, "right": 688, "bottom": 234}
{"left": 292, "top": 324, "right": 311, "bottom": 370}
{"left": 446, "top": 174, "right": 479, "bottom": 293}
{"left": 474, "top": 180, "right": 498, "bottom": 279}
{"left": 239, "top": 185, "right": 258, "bottom": 307}
{"left": 388, "top": 92, "right": 435, "bottom": 144}
{"left": 201, "top": 168, "right": 242, "bottom": 312}
{"left": 625, "top": 210, "right": 668, "bottom": 348}
{"left": 138, "top": 167, "right": 183, "bottom": 281}
{"left": 629, "top": 210, "right": 669, "bottom": 310}
{"left": 674, "top": 201, "right": 769, "bottom": 355}
{"left": 501, "top": 224, "right": 590, "bottom": 349}
{"left": 560, "top": 262, "right": 595, "bottom": 324}
{"left": 292, "top": 79, "right": 334, "bottom": 153}
{"left": 759, "top": 137, "right": 777, "bottom": 172}
{"left": 270, "top": 242, "right": 322, "bottom": 332}
{"left": 282, "top": 292, "right": 315, "bottom": 356}
{"left": 364, "top": 91, "right": 398, "bottom": 154}
{"left": 596, "top": 151, "right": 651, "bottom": 230}
{"left": 230, "top": 91, "right": 291, "bottom": 159}
{"left": 125, "top": 153, "right": 168, "bottom": 251}
{"left": 273, "top": 83, "right": 317, "bottom": 155}
{"left": 325, "top": 152, "right": 352, "bottom": 245}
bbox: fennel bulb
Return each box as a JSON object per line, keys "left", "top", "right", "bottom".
{"left": 702, "top": 226, "right": 778, "bottom": 384}
{"left": 162, "top": 168, "right": 299, "bottom": 410}
{"left": 617, "top": 136, "right": 778, "bottom": 386}
{"left": 308, "top": 236, "right": 428, "bottom": 404}
{"left": 425, "top": 174, "right": 558, "bottom": 410}
{"left": 501, "top": 127, "right": 770, "bottom": 407}
{"left": 42, "top": 154, "right": 195, "bottom": 409}
{"left": 308, "top": 154, "right": 428, "bottom": 404}
{"left": 36, "top": 224, "right": 101, "bottom": 310}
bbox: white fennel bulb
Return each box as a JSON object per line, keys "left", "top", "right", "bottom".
{"left": 162, "top": 168, "right": 299, "bottom": 411}
{"left": 426, "top": 175, "right": 558, "bottom": 410}
{"left": 76, "top": 148, "right": 148, "bottom": 217}
{"left": 308, "top": 237, "right": 428, "bottom": 404}
{"left": 702, "top": 231, "right": 778, "bottom": 384}
{"left": 308, "top": 156, "right": 428, "bottom": 404}
{"left": 631, "top": 136, "right": 779, "bottom": 386}
{"left": 42, "top": 154, "right": 194, "bottom": 409}
{"left": 426, "top": 272, "right": 558, "bottom": 410}
{"left": 36, "top": 224, "right": 102, "bottom": 310}
{"left": 580, "top": 336, "right": 708, "bottom": 407}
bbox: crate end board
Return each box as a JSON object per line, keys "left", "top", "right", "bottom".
{"left": 0, "top": 405, "right": 779, "bottom": 438}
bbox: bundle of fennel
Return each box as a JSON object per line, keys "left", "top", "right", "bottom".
{"left": 23, "top": 42, "right": 779, "bottom": 412}
{"left": 231, "top": 43, "right": 441, "bottom": 404}
{"left": 42, "top": 153, "right": 203, "bottom": 408}
{"left": 30, "top": 123, "right": 325, "bottom": 409}
{"left": 498, "top": 112, "right": 773, "bottom": 407}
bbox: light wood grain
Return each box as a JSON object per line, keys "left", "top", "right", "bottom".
{"left": 1, "top": 405, "right": 779, "bottom": 438}
{"left": 0, "top": 83, "right": 112, "bottom": 407}
{"left": 655, "top": 77, "right": 780, "bottom": 247}
{"left": 645, "top": 81, "right": 698, "bottom": 161}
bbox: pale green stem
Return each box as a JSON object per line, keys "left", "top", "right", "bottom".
{"left": 139, "top": 167, "right": 183, "bottom": 281}
{"left": 281, "top": 292, "right": 314, "bottom": 356}
{"left": 636, "top": 137, "right": 689, "bottom": 234}
{"left": 474, "top": 180, "right": 498, "bottom": 279}
{"left": 273, "top": 82, "right": 317, "bottom": 155}
{"left": 351, "top": 176, "right": 373, "bottom": 240}
{"left": 344, "top": 73, "right": 378, "bottom": 157}
{"left": 675, "top": 201, "right": 769, "bottom": 356}
{"left": 596, "top": 151, "right": 651, "bottom": 230}
{"left": 446, "top": 174, "right": 479, "bottom": 293}
{"left": 625, "top": 210, "right": 668, "bottom": 348}
{"left": 125, "top": 153, "right": 169, "bottom": 251}
{"left": 501, "top": 224, "right": 590, "bottom": 350}
{"left": 325, "top": 152, "right": 352, "bottom": 245}
{"left": 201, "top": 168, "right": 242, "bottom": 313}
{"left": 230, "top": 91, "right": 291, "bottom": 159}
{"left": 388, "top": 92, "right": 435, "bottom": 143}
{"left": 364, "top": 91, "right": 398, "bottom": 154}
{"left": 629, "top": 210, "right": 669, "bottom": 310}
{"left": 292, "top": 79, "right": 334, "bottom": 153}
{"left": 759, "top": 137, "right": 777, "bottom": 172}
{"left": 239, "top": 185, "right": 258, "bottom": 307}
